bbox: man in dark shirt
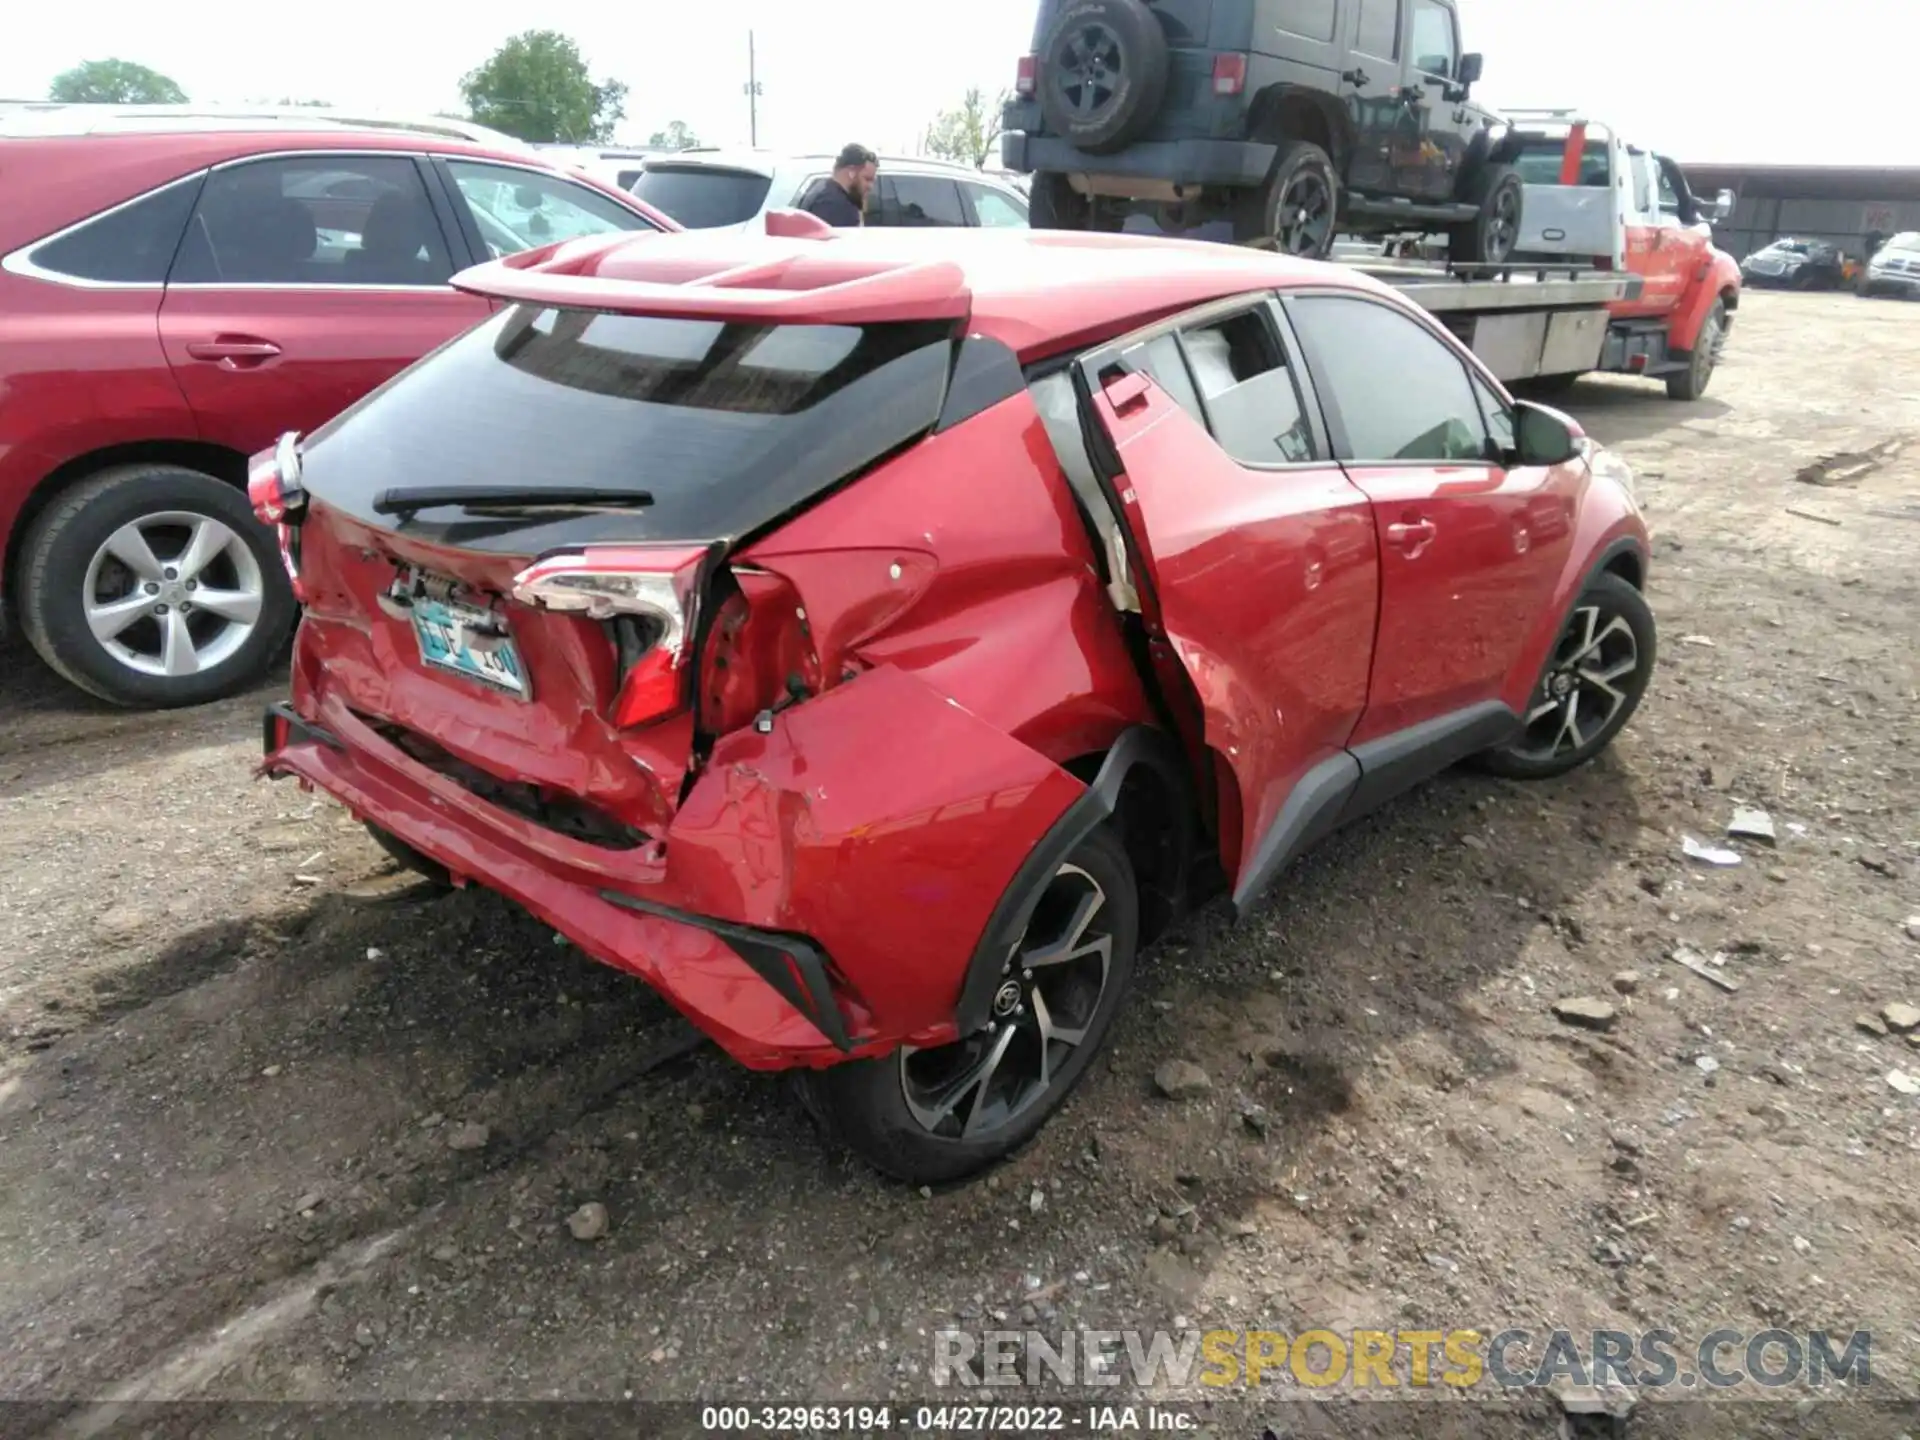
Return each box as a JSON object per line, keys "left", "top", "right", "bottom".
{"left": 803, "top": 144, "right": 877, "bottom": 227}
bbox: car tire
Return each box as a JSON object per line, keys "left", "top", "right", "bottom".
{"left": 1036, "top": 0, "right": 1170, "bottom": 155}
{"left": 1474, "top": 572, "right": 1656, "bottom": 782}
{"left": 1447, "top": 163, "right": 1524, "bottom": 267}
{"left": 18, "top": 464, "right": 297, "bottom": 709}
{"left": 1243, "top": 140, "right": 1340, "bottom": 259}
{"left": 797, "top": 824, "right": 1139, "bottom": 1184}
{"left": 365, "top": 822, "right": 453, "bottom": 890}
{"left": 1028, "top": 171, "right": 1091, "bottom": 230}
{"left": 1665, "top": 298, "right": 1726, "bottom": 401}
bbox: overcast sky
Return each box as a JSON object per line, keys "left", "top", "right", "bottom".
{"left": 4, "top": 0, "right": 1913, "bottom": 166}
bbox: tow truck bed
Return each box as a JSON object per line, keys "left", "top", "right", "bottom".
{"left": 1340, "top": 255, "right": 1641, "bottom": 384}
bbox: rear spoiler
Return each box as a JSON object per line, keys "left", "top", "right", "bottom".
{"left": 450, "top": 213, "right": 973, "bottom": 326}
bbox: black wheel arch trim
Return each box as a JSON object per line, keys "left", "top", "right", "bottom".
{"left": 953, "top": 725, "right": 1187, "bottom": 1035}
{"left": 1588, "top": 533, "right": 1651, "bottom": 591}
{"left": 263, "top": 701, "right": 342, "bottom": 756}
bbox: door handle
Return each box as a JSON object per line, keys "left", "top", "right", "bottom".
{"left": 185, "top": 337, "right": 283, "bottom": 369}
{"left": 1102, "top": 370, "right": 1152, "bottom": 416}
{"left": 1340, "top": 67, "right": 1370, "bottom": 86}
{"left": 1385, "top": 518, "right": 1437, "bottom": 552}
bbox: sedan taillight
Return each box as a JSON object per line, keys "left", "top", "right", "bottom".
{"left": 246, "top": 432, "right": 308, "bottom": 599}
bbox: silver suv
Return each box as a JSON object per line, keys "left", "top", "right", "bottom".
{"left": 630, "top": 151, "right": 1031, "bottom": 232}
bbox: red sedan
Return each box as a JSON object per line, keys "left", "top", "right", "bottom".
{"left": 258, "top": 218, "right": 1655, "bottom": 1182}
{"left": 0, "top": 116, "right": 673, "bottom": 708}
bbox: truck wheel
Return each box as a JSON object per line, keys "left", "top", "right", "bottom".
{"left": 1028, "top": 171, "right": 1091, "bottom": 230}
{"left": 1036, "top": 0, "right": 1170, "bottom": 155}
{"left": 1447, "top": 164, "right": 1523, "bottom": 266}
{"left": 18, "top": 464, "right": 297, "bottom": 709}
{"left": 797, "top": 825, "right": 1139, "bottom": 1184}
{"left": 1247, "top": 141, "right": 1339, "bottom": 259}
{"left": 1666, "top": 299, "right": 1726, "bottom": 401}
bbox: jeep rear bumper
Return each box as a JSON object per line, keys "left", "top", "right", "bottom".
{"left": 1005, "top": 133, "right": 1276, "bottom": 192}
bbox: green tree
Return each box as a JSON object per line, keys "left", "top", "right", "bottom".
{"left": 922, "top": 87, "right": 1008, "bottom": 169}
{"left": 49, "top": 59, "right": 187, "bottom": 104}
{"left": 647, "top": 119, "right": 700, "bottom": 151}
{"left": 459, "top": 31, "right": 626, "bottom": 144}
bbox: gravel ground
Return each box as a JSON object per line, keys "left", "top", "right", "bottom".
{"left": 1, "top": 291, "right": 1917, "bottom": 1438}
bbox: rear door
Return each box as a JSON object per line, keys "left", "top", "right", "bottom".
{"left": 1073, "top": 295, "right": 1379, "bottom": 910}
{"left": 158, "top": 151, "right": 491, "bottom": 457}
{"left": 1341, "top": 0, "right": 1407, "bottom": 195}
{"left": 1282, "top": 289, "right": 1575, "bottom": 744}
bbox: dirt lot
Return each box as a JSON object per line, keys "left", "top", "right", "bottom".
{"left": 2, "top": 292, "right": 1917, "bottom": 1437}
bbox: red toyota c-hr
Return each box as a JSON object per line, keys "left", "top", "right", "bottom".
{"left": 258, "top": 219, "right": 1655, "bottom": 1182}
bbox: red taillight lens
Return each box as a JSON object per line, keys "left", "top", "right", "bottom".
{"left": 1015, "top": 54, "right": 1037, "bottom": 97}
{"left": 1212, "top": 54, "right": 1246, "bottom": 96}
{"left": 511, "top": 546, "right": 711, "bottom": 728}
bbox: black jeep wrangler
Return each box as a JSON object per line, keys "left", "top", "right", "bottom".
{"left": 1002, "top": 0, "right": 1523, "bottom": 263}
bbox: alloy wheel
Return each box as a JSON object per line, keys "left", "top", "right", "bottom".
{"left": 1511, "top": 602, "right": 1641, "bottom": 763}
{"left": 1484, "top": 185, "right": 1520, "bottom": 263}
{"left": 1277, "top": 171, "right": 1334, "bottom": 256}
{"left": 82, "top": 511, "right": 266, "bottom": 679}
{"left": 1055, "top": 23, "right": 1124, "bottom": 117}
{"left": 899, "top": 862, "right": 1114, "bottom": 1141}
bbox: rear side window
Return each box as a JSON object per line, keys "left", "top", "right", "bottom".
{"left": 25, "top": 175, "right": 201, "bottom": 284}
{"left": 873, "top": 176, "right": 967, "bottom": 228}
{"left": 170, "top": 155, "right": 453, "bottom": 286}
{"left": 300, "top": 308, "right": 956, "bottom": 549}
{"left": 1178, "top": 310, "right": 1314, "bottom": 465}
{"left": 1273, "top": 0, "right": 1337, "bottom": 41}
{"left": 1355, "top": 0, "right": 1400, "bottom": 57}
{"left": 965, "top": 184, "right": 1028, "bottom": 229}
{"left": 1511, "top": 139, "right": 1610, "bottom": 187}
{"left": 631, "top": 166, "right": 773, "bottom": 228}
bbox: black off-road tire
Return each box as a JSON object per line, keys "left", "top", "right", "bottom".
{"left": 1475, "top": 572, "right": 1657, "bottom": 781}
{"left": 1028, "top": 171, "right": 1092, "bottom": 230}
{"left": 1240, "top": 140, "right": 1340, "bottom": 259}
{"left": 1665, "top": 298, "right": 1726, "bottom": 401}
{"left": 1037, "top": 0, "right": 1170, "bottom": 155}
{"left": 17, "top": 464, "right": 297, "bottom": 709}
{"left": 1447, "top": 163, "right": 1524, "bottom": 267}
{"left": 798, "top": 825, "right": 1139, "bottom": 1185}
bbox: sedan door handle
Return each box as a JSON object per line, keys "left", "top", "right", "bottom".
{"left": 185, "top": 336, "right": 283, "bottom": 369}
{"left": 1385, "top": 518, "right": 1437, "bottom": 552}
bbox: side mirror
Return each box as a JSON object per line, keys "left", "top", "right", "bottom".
{"left": 514, "top": 186, "right": 545, "bottom": 210}
{"left": 1710, "top": 187, "right": 1735, "bottom": 223}
{"left": 1457, "top": 52, "right": 1484, "bottom": 85}
{"left": 1511, "top": 400, "right": 1581, "bottom": 467}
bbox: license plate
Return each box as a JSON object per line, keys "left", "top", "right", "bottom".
{"left": 410, "top": 595, "right": 529, "bottom": 698}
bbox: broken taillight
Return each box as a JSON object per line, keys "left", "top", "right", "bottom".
{"left": 511, "top": 546, "right": 711, "bottom": 728}
{"left": 1015, "top": 55, "right": 1037, "bottom": 97}
{"left": 246, "top": 432, "right": 308, "bottom": 599}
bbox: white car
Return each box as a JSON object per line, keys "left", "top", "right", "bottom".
{"left": 629, "top": 150, "right": 1030, "bottom": 233}
{"left": 0, "top": 103, "right": 540, "bottom": 155}
{"left": 1862, "top": 231, "right": 1920, "bottom": 299}
{"left": 533, "top": 144, "right": 662, "bottom": 191}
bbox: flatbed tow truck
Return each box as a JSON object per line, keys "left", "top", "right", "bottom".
{"left": 1267, "top": 112, "right": 1745, "bottom": 400}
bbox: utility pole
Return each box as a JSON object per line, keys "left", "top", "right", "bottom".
{"left": 743, "top": 30, "right": 763, "bottom": 146}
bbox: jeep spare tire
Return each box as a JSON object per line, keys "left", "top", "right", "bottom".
{"left": 1038, "top": 0, "right": 1170, "bottom": 155}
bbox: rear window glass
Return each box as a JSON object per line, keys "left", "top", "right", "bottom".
{"left": 27, "top": 175, "right": 201, "bottom": 283}
{"left": 1511, "top": 140, "right": 1610, "bottom": 188}
{"left": 301, "top": 308, "right": 955, "bottom": 551}
{"left": 630, "top": 167, "right": 773, "bottom": 228}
